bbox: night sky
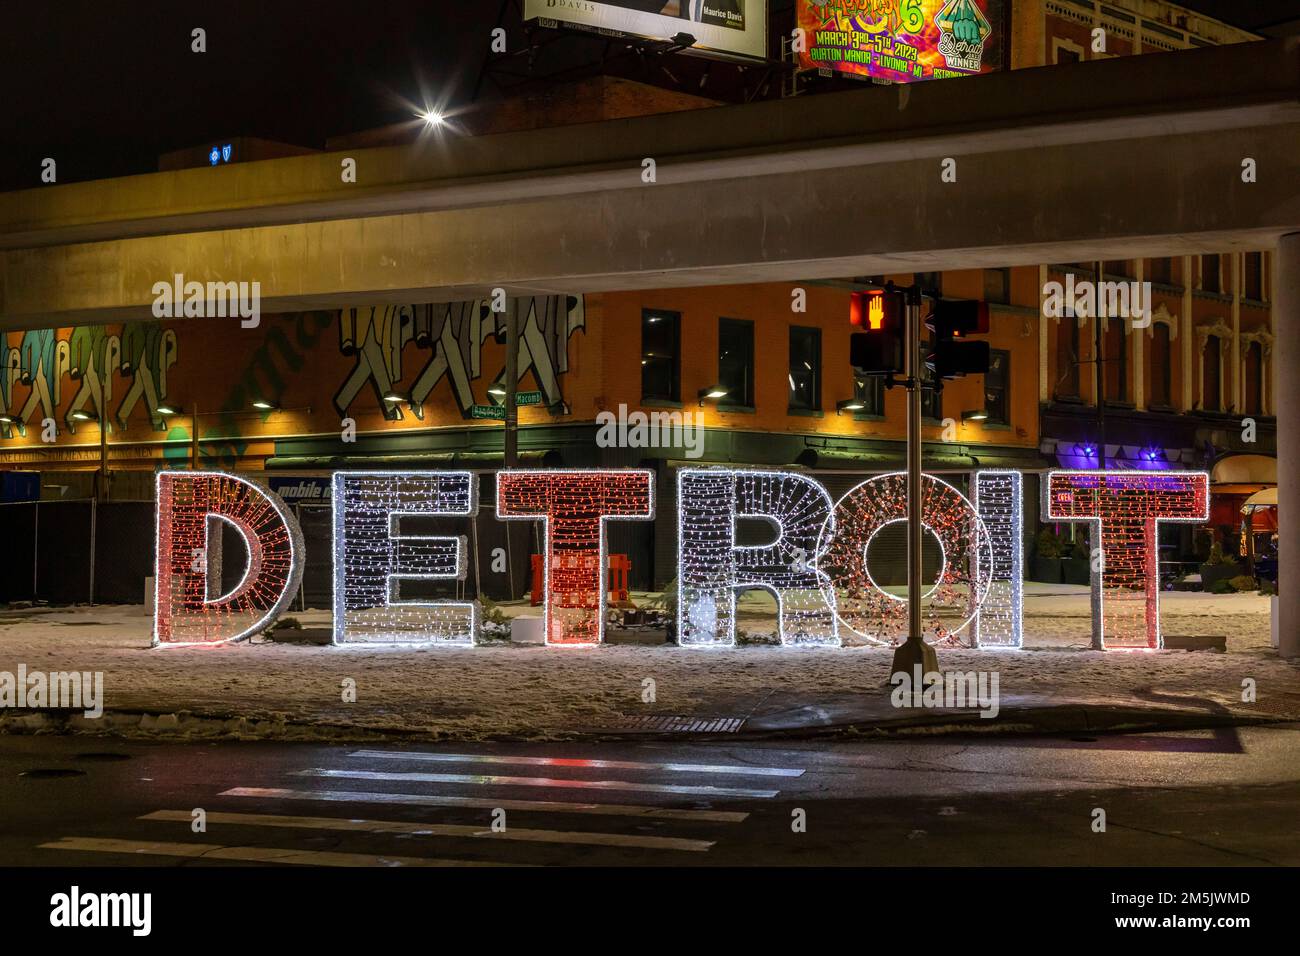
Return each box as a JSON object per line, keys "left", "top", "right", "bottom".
{"left": 0, "top": 0, "right": 1292, "bottom": 193}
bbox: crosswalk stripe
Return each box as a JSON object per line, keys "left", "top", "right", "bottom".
{"left": 348, "top": 750, "right": 805, "bottom": 778}
{"left": 141, "top": 810, "right": 714, "bottom": 851}
{"left": 220, "top": 786, "right": 750, "bottom": 823}
{"left": 38, "top": 837, "right": 511, "bottom": 868}
{"left": 299, "top": 768, "right": 780, "bottom": 798}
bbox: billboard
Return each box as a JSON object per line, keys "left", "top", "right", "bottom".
{"left": 524, "top": 1, "right": 768, "bottom": 62}
{"left": 796, "top": 0, "right": 1004, "bottom": 83}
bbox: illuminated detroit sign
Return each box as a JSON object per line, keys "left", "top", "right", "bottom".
{"left": 153, "top": 467, "right": 1209, "bottom": 651}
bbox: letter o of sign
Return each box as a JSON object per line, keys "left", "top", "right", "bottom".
{"left": 816, "top": 473, "right": 993, "bottom": 645}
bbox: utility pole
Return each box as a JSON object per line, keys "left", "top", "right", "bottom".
{"left": 191, "top": 402, "right": 201, "bottom": 471}
{"left": 97, "top": 414, "right": 109, "bottom": 502}
{"left": 891, "top": 284, "right": 938, "bottom": 678}
{"left": 1095, "top": 259, "right": 1107, "bottom": 470}
{"left": 503, "top": 300, "right": 519, "bottom": 468}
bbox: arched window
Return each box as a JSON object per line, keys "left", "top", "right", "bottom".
{"left": 1244, "top": 341, "right": 1265, "bottom": 416}
{"left": 1055, "top": 319, "right": 1080, "bottom": 400}
{"left": 1103, "top": 318, "right": 1127, "bottom": 403}
{"left": 1202, "top": 336, "right": 1222, "bottom": 412}
{"left": 1149, "top": 323, "right": 1172, "bottom": 408}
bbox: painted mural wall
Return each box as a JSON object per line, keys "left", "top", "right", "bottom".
{"left": 0, "top": 295, "right": 593, "bottom": 472}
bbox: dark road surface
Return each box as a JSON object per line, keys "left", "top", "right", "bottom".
{"left": 3, "top": 725, "right": 1299, "bottom": 866}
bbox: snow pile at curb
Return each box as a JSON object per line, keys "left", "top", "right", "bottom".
{"left": 1, "top": 594, "right": 1297, "bottom": 742}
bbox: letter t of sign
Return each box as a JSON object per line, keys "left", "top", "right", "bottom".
{"left": 1045, "top": 470, "right": 1209, "bottom": 649}
{"left": 497, "top": 470, "right": 654, "bottom": 645}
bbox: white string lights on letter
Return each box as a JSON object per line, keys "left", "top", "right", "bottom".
{"left": 1044, "top": 470, "right": 1210, "bottom": 649}
{"left": 497, "top": 469, "right": 654, "bottom": 646}
{"left": 333, "top": 471, "right": 477, "bottom": 646}
{"left": 972, "top": 470, "right": 1024, "bottom": 648}
{"left": 817, "top": 473, "right": 993, "bottom": 647}
{"left": 678, "top": 469, "right": 838, "bottom": 647}
{"left": 154, "top": 471, "right": 304, "bottom": 647}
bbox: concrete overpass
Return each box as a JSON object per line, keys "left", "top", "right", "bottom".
{"left": 1, "top": 38, "right": 1299, "bottom": 657}
{"left": 1, "top": 39, "right": 1298, "bottom": 324}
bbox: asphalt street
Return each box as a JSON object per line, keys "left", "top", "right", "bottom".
{"left": 2, "top": 725, "right": 1299, "bottom": 866}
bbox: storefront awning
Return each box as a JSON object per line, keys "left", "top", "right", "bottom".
{"left": 1211, "top": 454, "right": 1277, "bottom": 485}
{"left": 1242, "top": 487, "right": 1278, "bottom": 510}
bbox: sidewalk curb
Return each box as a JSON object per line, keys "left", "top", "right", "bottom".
{"left": 1, "top": 703, "right": 1291, "bottom": 745}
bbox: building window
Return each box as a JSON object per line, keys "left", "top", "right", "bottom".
{"left": 1103, "top": 318, "right": 1128, "bottom": 403}
{"left": 1202, "top": 335, "right": 1222, "bottom": 412}
{"left": 923, "top": 343, "right": 943, "bottom": 419}
{"left": 1148, "top": 258, "right": 1173, "bottom": 285}
{"left": 1055, "top": 320, "right": 1081, "bottom": 400}
{"left": 854, "top": 376, "right": 884, "bottom": 417}
{"left": 983, "top": 268, "right": 1011, "bottom": 305}
{"left": 1244, "top": 252, "right": 1264, "bottom": 300}
{"left": 718, "top": 318, "right": 754, "bottom": 408}
{"left": 925, "top": 383, "right": 944, "bottom": 421}
{"left": 1150, "top": 323, "right": 1173, "bottom": 407}
{"left": 1054, "top": 42, "right": 1082, "bottom": 64}
{"left": 641, "top": 310, "right": 680, "bottom": 402}
{"left": 1202, "top": 254, "right": 1221, "bottom": 293}
{"left": 984, "top": 349, "right": 1010, "bottom": 425}
{"left": 1105, "top": 260, "right": 1132, "bottom": 279}
{"left": 1244, "top": 341, "right": 1264, "bottom": 416}
{"left": 788, "top": 326, "right": 821, "bottom": 412}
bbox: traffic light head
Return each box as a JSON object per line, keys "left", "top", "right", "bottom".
{"left": 850, "top": 290, "right": 906, "bottom": 375}
{"left": 926, "top": 298, "right": 991, "bottom": 380}
{"left": 928, "top": 298, "right": 990, "bottom": 338}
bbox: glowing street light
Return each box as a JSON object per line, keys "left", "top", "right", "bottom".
{"left": 698, "top": 385, "right": 728, "bottom": 406}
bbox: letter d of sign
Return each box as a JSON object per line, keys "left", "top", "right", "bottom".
{"left": 154, "top": 472, "right": 304, "bottom": 646}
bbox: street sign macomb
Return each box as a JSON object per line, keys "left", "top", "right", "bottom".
{"left": 153, "top": 468, "right": 1209, "bottom": 652}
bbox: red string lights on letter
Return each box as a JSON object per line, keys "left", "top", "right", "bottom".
{"left": 154, "top": 471, "right": 304, "bottom": 646}
{"left": 1045, "top": 470, "right": 1209, "bottom": 649}
{"left": 497, "top": 469, "right": 654, "bottom": 646}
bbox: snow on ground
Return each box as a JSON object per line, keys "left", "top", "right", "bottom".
{"left": 0, "top": 586, "right": 1296, "bottom": 740}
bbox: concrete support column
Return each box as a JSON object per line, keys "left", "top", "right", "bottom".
{"left": 1275, "top": 233, "right": 1300, "bottom": 658}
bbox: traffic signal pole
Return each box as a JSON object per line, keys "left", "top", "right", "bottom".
{"left": 892, "top": 286, "right": 938, "bottom": 679}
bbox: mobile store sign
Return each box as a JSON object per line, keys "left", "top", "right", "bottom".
{"left": 796, "top": 0, "right": 1004, "bottom": 83}
{"left": 524, "top": 0, "right": 768, "bottom": 62}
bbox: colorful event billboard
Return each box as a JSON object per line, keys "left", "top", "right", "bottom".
{"left": 524, "top": 0, "right": 768, "bottom": 62}
{"left": 796, "top": 0, "right": 1005, "bottom": 83}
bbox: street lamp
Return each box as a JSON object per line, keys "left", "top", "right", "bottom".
{"left": 698, "top": 385, "right": 728, "bottom": 407}
{"left": 961, "top": 408, "right": 989, "bottom": 423}
{"left": 251, "top": 399, "right": 278, "bottom": 411}
{"left": 836, "top": 398, "right": 866, "bottom": 415}
{"left": 71, "top": 411, "right": 112, "bottom": 501}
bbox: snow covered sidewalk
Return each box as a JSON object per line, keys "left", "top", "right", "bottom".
{"left": 1, "top": 588, "right": 1297, "bottom": 742}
